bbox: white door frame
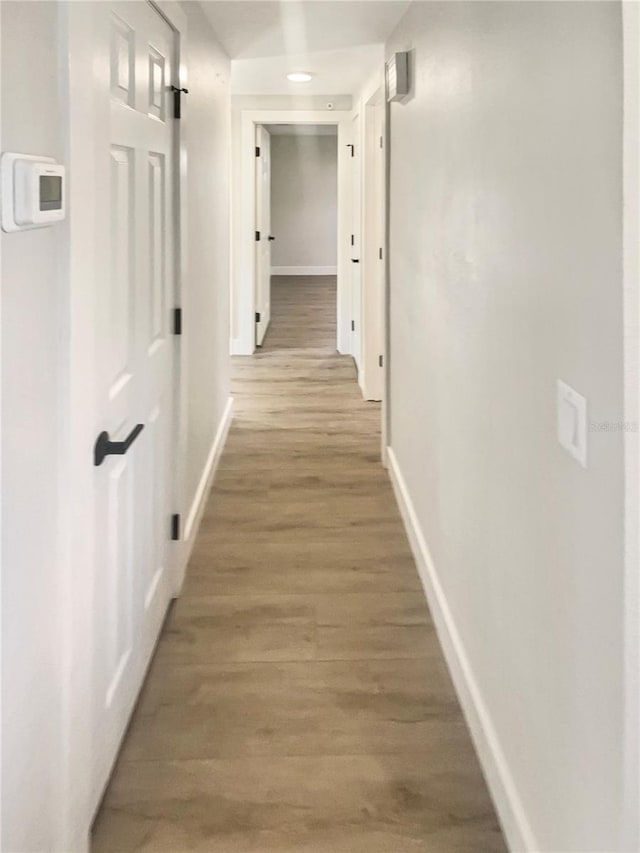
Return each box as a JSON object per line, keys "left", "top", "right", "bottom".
{"left": 350, "top": 109, "right": 363, "bottom": 372}
{"left": 234, "top": 110, "right": 352, "bottom": 355}
{"left": 360, "top": 86, "right": 386, "bottom": 402}
{"left": 254, "top": 124, "right": 272, "bottom": 346}
{"left": 62, "top": 2, "right": 187, "bottom": 847}
{"left": 623, "top": 5, "right": 640, "bottom": 850}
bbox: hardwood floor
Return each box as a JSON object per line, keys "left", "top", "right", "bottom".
{"left": 92, "top": 276, "right": 506, "bottom": 852}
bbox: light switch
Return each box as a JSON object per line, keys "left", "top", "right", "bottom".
{"left": 557, "top": 380, "right": 587, "bottom": 468}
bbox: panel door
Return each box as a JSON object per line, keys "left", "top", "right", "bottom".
{"left": 91, "top": 0, "right": 176, "bottom": 813}
{"left": 255, "top": 125, "right": 272, "bottom": 346}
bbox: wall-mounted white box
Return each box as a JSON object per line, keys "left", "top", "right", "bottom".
{"left": 557, "top": 379, "right": 588, "bottom": 468}
{"left": 1, "top": 152, "right": 66, "bottom": 232}
{"left": 386, "top": 52, "right": 409, "bottom": 102}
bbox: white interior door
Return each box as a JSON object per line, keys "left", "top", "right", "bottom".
{"left": 255, "top": 125, "right": 272, "bottom": 346}
{"left": 351, "top": 113, "right": 362, "bottom": 369}
{"left": 90, "top": 0, "right": 176, "bottom": 812}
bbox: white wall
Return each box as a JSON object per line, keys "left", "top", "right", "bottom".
{"left": 386, "top": 2, "right": 631, "bottom": 850}
{"left": 1, "top": 3, "right": 68, "bottom": 850}
{"left": 270, "top": 134, "right": 337, "bottom": 274}
{"left": 181, "top": 1, "right": 232, "bottom": 556}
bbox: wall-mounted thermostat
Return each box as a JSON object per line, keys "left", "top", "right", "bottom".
{"left": 386, "top": 52, "right": 409, "bottom": 102}
{"left": 1, "top": 153, "right": 66, "bottom": 232}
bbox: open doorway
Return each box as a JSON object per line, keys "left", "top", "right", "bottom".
{"left": 255, "top": 123, "right": 339, "bottom": 351}
{"left": 233, "top": 110, "right": 352, "bottom": 356}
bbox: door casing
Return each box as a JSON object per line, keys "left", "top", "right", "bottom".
{"left": 361, "top": 87, "right": 386, "bottom": 403}
{"left": 234, "top": 110, "right": 352, "bottom": 356}
{"left": 350, "top": 110, "right": 363, "bottom": 372}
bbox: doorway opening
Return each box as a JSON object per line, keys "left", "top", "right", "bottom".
{"left": 233, "top": 110, "right": 352, "bottom": 356}
{"left": 256, "top": 123, "right": 338, "bottom": 352}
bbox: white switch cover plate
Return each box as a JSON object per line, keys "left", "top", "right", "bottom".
{"left": 557, "top": 380, "right": 588, "bottom": 468}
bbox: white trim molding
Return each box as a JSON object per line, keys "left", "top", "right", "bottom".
{"left": 271, "top": 265, "right": 337, "bottom": 276}
{"left": 233, "top": 109, "right": 352, "bottom": 356}
{"left": 386, "top": 446, "right": 539, "bottom": 853}
{"left": 230, "top": 337, "right": 244, "bottom": 356}
{"left": 623, "top": 5, "right": 640, "bottom": 849}
{"left": 173, "top": 397, "right": 234, "bottom": 593}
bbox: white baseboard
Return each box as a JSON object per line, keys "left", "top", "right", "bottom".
{"left": 386, "top": 446, "right": 538, "bottom": 853}
{"left": 184, "top": 397, "right": 234, "bottom": 542}
{"left": 231, "top": 337, "right": 253, "bottom": 356}
{"left": 173, "top": 398, "right": 233, "bottom": 591}
{"left": 271, "top": 265, "right": 337, "bottom": 276}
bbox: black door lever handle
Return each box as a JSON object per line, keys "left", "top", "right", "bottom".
{"left": 268, "top": 235, "right": 276, "bottom": 241}
{"left": 351, "top": 258, "right": 360, "bottom": 263}
{"left": 94, "top": 424, "right": 144, "bottom": 467}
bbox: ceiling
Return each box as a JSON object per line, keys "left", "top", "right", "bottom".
{"left": 231, "top": 44, "right": 384, "bottom": 96}
{"left": 200, "top": 0, "right": 410, "bottom": 95}
{"left": 265, "top": 123, "right": 338, "bottom": 135}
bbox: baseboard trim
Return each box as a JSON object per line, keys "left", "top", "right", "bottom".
{"left": 183, "top": 397, "right": 234, "bottom": 544}
{"left": 386, "top": 446, "right": 538, "bottom": 853}
{"left": 172, "top": 398, "right": 233, "bottom": 593}
{"left": 271, "top": 265, "right": 337, "bottom": 276}
{"left": 231, "top": 337, "right": 253, "bottom": 356}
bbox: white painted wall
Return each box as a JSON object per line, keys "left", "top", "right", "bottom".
{"left": 270, "top": 134, "right": 337, "bottom": 274}
{"left": 180, "top": 1, "right": 232, "bottom": 559}
{"left": 386, "top": 2, "right": 630, "bottom": 850}
{"left": 1, "top": 2, "right": 67, "bottom": 850}
{"left": 623, "top": 6, "right": 640, "bottom": 844}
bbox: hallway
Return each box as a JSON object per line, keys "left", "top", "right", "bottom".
{"left": 91, "top": 277, "right": 506, "bottom": 852}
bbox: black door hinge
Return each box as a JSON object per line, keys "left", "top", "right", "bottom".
{"left": 380, "top": 136, "right": 384, "bottom": 149}
{"left": 351, "top": 320, "right": 355, "bottom": 331}
{"left": 255, "top": 231, "right": 260, "bottom": 241}
{"left": 173, "top": 307, "right": 182, "bottom": 335}
{"left": 171, "top": 513, "right": 181, "bottom": 541}
{"left": 171, "top": 86, "right": 189, "bottom": 119}
{"left": 350, "top": 234, "right": 355, "bottom": 247}
{"left": 256, "top": 312, "right": 261, "bottom": 323}
{"left": 347, "top": 144, "right": 354, "bottom": 157}
{"left": 379, "top": 247, "right": 383, "bottom": 260}
{"left": 255, "top": 146, "right": 261, "bottom": 157}
{"left": 378, "top": 354, "right": 384, "bottom": 367}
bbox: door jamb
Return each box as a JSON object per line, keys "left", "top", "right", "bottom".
{"left": 350, "top": 109, "right": 362, "bottom": 373}
{"left": 234, "top": 109, "right": 352, "bottom": 355}
{"left": 152, "top": 0, "right": 189, "bottom": 594}
{"left": 382, "top": 96, "right": 391, "bottom": 466}
{"left": 254, "top": 123, "right": 271, "bottom": 347}
{"left": 361, "top": 86, "right": 386, "bottom": 403}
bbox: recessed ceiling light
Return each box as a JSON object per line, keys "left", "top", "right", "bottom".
{"left": 287, "top": 72, "right": 313, "bottom": 83}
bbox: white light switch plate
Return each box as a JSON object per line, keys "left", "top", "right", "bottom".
{"left": 557, "top": 380, "right": 588, "bottom": 468}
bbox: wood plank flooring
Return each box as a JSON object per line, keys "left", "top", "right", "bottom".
{"left": 92, "top": 276, "right": 507, "bottom": 852}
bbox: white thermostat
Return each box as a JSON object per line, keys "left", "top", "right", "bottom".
{"left": 1, "top": 153, "right": 66, "bottom": 232}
